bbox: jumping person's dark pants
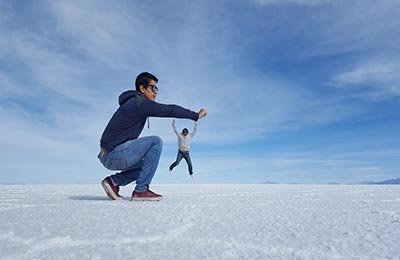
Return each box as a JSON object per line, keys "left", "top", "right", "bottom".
{"left": 169, "top": 150, "right": 193, "bottom": 175}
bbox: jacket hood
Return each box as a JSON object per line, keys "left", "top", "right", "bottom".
{"left": 118, "top": 90, "right": 142, "bottom": 105}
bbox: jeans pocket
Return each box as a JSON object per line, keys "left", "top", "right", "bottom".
{"left": 102, "top": 156, "right": 128, "bottom": 171}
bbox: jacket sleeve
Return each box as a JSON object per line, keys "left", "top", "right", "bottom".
{"left": 190, "top": 123, "right": 197, "bottom": 137}
{"left": 172, "top": 123, "right": 179, "bottom": 136}
{"left": 139, "top": 99, "right": 199, "bottom": 121}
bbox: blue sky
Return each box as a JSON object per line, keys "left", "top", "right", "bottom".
{"left": 1, "top": 0, "right": 399, "bottom": 184}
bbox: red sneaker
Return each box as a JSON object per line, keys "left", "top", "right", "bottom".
{"left": 131, "top": 189, "right": 163, "bottom": 201}
{"left": 101, "top": 177, "right": 123, "bottom": 200}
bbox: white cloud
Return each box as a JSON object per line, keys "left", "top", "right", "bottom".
{"left": 332, "top": 60, "right": 400, "bottom": 100}
{"left": 50, "top": 1, "right": 145, "bottom": 68}
{"left": 349, "top": 167, "right": 381, "bottom": 172}
{"left": 254, "top": 0, "right": 330, "bottom": 6}
{"left": 163, "top": 147, "right": 395, "bottom": 184}
{"left": 0, "top": 72, "right": 19, "bottom": 96}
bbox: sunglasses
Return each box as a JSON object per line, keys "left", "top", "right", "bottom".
{"left": 146, "top": 84, "right": 159, "bottom": 92}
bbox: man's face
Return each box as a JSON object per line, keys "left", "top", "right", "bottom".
{"left": 141, "top": 79, "right": 158, "bottom": 101}
{"left": 182, "top": 130, "right": 188, "bottom": 136}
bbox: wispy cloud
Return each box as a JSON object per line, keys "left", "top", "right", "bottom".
{"left": 332, "top": 59, "right": 400, "bottom": 100}
{"left": 158, "top": 148, "right": 396, "bottom": 184}
{"left": 254, "top": 0, "right": 330, "bottom": 6}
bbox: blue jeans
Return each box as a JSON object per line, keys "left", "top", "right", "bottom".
{"left": 98, "top": 136, "right": 163, "bottom": 192}
{"left": 169, "top": 150, "right": 193, "bottom": 175}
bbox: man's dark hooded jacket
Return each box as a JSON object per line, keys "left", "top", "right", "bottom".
{"left": 100, "top": 90, "right": 199, "bottom": 152}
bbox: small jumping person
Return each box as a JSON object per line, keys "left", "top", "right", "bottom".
{"left": 169, "top": 119, "right": 197, "bottom": 178}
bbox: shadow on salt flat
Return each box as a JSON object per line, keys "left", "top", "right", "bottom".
{"left": 69, "top": 195, "right": 110, "bottom": 201}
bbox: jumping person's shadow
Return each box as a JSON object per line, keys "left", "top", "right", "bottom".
{"left": 69, "top": 195, "right": 110, "bottom": 201}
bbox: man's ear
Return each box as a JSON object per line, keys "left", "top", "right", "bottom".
{"left": 139, "top": 85, "right": 146, "bottom": 94}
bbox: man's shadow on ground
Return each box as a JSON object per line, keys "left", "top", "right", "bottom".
{"left": 69, "top": 195, "right": 111, "bottom": 201}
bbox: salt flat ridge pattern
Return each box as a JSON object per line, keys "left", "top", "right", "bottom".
{"left": 1, "top": 184, "right": 399, "bottom": 259}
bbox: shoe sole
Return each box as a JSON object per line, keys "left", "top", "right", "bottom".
{"left": 101, "top": 180, "right": 123, "bottom": 200}
{"left": 131, "top": 196, "right": 163, "bottom": 202}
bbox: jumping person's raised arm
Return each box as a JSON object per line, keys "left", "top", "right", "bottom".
{"left": 172, "top": 119, "right": 179, "bottom": 136}
{"left": 191, "top": 121, "right": 198, "bottom": 137}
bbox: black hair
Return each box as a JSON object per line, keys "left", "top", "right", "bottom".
{"left": 182, "top": 128, "right": 189, "bottom": 134}
{"left": 135, "top": 72, "right": 158, "bottom": 91}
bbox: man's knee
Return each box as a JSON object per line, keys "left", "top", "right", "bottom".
{"left": 152, "top": 136, "right": 163, "bottom": 148}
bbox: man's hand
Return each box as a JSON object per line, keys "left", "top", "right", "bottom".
{"left": 172, "top": 119, "right": 176, "bottom": 126}
{"left": 198, "top": 108, "right": 207, "bottom": 119}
